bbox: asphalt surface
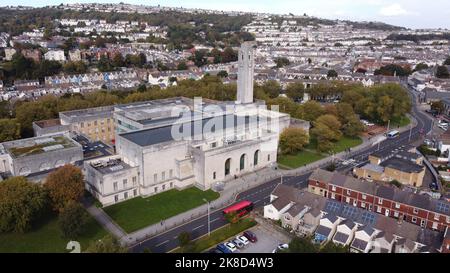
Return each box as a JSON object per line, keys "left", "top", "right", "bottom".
{"left": 130, "top": 83, "right": 433, "bottom": 253}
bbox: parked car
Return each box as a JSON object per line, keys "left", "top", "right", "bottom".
{"left": 232, "top": 239, "right": 244, "bottom": 248}
{"left": 243, "top": 231, "right": 257, "bottom": 243}
{"left": 236, "top": 235, "right": 250, "bottom": 246}
{"left": 207, "top": 248, "right": 223, "bottom": 253}
{"left": 429, "top": 182, "right": 438, "bottom": 191}
{"left": 225, "top": 242, "right": 237, "bottom": 252}
{"left": 272, "top": 243, "right": 289, "bottom": 253}
{"left": 438, "top": 124, "right": 448, "bottom": 130}
{"left": 216, "top": 243, "right": 232, "bottom": 253}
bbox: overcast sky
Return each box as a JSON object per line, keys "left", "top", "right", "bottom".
{"left": 2, "top": 0, "right": 449, "bottom": 29}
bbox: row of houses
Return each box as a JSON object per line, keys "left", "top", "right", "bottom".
{"left": 264, "top": 184, "right": 449, "bottom": 253}
{"left": 307, "top": 169, "right": 450, "bottom": 232}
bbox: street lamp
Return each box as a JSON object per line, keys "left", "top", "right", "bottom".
{"left": 203, "top": 198, "right": 210, "bottom": 237}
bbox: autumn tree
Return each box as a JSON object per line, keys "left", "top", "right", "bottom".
{"left": 279, "top": 127, "right": 309, "bottom": 155}
{"left": 45, "top": 165, "right": 85, "bottom": 212}
{"left": 58, "top": 201, "right": 89, "bottom": 239}
{"left": 0, "top": 118, "right": 21, "bottom": 142}
{"left": 86, "top": 235, "right": 128, "bottom": 253}
{"left": 336, "top": 103, "right": 364, "bottom": 137}
{"left": 285, "top": 82, "right": 305, "bottom": 102}
{"left": 300, "top": 101, "right": 325, "bottom": 121}
{"left": 178, "top": 231, "right": 192, "bottom": 247}
{"left": 311, "top": 115, "right": 342, "bottom": 152}
{"left": 0, "top": 177, "right": 48, "bottom": 233}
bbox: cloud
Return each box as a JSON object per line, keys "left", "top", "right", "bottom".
{"left": 379, "top": 3, "right": 409, "bottom": 16}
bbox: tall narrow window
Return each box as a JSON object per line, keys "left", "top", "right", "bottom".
{"left": 240, "top": 154, "right": 246, "bottom": 171}
{"left": 254, "top": 150, "right": 260, "bottom": 166}
{"left": 225, "top": 158, "right": 231, "bottom": 176}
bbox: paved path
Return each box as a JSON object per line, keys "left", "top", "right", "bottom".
{"left": 82, "top": 198, "right": 127, "bottom": 239}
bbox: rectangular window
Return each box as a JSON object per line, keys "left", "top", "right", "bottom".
{"left": 362, "top": 194, "right": 367, "bottom": 200}
{"left": 377, "top": 206, "right": 382, "bottom": 213}
{"left": 114, "top": 195, "right": 118, "bottom": 202}
{"left": 123, "top": 179, "right": 127, "bottom": 188}
{"left": 162, "top": 184, "right": 166, "bottom": 190}
{"left": 361, "top": 202, "right": 366, "bottom": 208}
{"left": 213, "top": 172, "right": 216, "bottom": 180}
{"left": 420, "top": 219, "right": 425, "bottom": 227}
{"left": 331, "top": 193, "right": 335, "bottom": 199}
{"left": 395, "top": 203, "right": 400, "bottom": 209}
{"left": 347, "top": 189, "right": 351, "bottom": 195}
{"left": 133, "top": 189, "right": 137, "bottom": 196}
{"left": 353, "top": 200, "right": 357, "bottom": 207}
{"left": 162, "top": 171, "right": 165, "bottom": 181}
{"left": 124, "top": 192, "right": 128, "bottom": 199}
{"left": 345, "top": 197, "right": 350, "bottom": 203}
{"left": 434, "top": 214, "right": 439, "bottom": 221}
{"left": 331, "top": 185, "right": 336, "bottom": 192}
{"left": 170, "top": 182, "right": 173, "bottom": 188}
{"left": 268, "top": 154, "right": 270, "bottom": 161}
{"left": 154, "top": 187, "right": 158, "bottom": 193}
{"left": 211, "top": 142, "right": 217, "bottom": 148}
{"left": 169, "top": 169, "right": 173, "bottom": 178}
{"left": 413, "top": 208, "right": 419, "bottom": 214}
{"left": 412, "top": 217, "right": 417, "bottom": 223}
{"left": 393, "top": 211, "right": 399, "bottom": 218}
{"left": 154, "top": 173, "right": 157, "bottom": 183}
{"left": 378, "top": 198, "right": 383, "bottom": 205}
{"left": 113, "top": 182, "right": 118, "bottom": 191}
{"left": 132, "top": 176, "right": 137, "bottom": 186}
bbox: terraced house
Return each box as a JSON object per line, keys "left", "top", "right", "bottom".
{"left": 308, "top": 169, "right": 450, "bottom": 232}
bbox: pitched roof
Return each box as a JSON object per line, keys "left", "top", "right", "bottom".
{"left": 333, "top": 232, "right": 349, "bottom": 244}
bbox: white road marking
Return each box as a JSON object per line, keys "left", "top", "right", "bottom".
{"left": 192, "top": 225, "right": 204, "bottom": 231}
{"left": 155, "top": 240, "right": 169, "bottom": 247}
{"left": 211, "top": 218, "right": 220, "bottom": 223}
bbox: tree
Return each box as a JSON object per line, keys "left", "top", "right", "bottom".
{"left": 15, "top": 101, "right": 55, "bottom": 137}
{"left": 177, "top": 61, "right": 187, "bottom": 70}
{"left": 58, "top": 201, "right": 89, "bottom": 238}
{"left": 0, "top": 118, "right": 21, "bottom": 142}
{"left": 327, "top": 69, "right": 338, "bottom": 78}
{"left": 431, "top": 100, "right": 445, "bottom": 114}
{"left": 221, "top": 47, "right": 237, "bottom": 63}
{"left": 217, "top": 70, "right": 228, "bottom": 78}
{"left": 284, "top": 237, "right": 318, "bottom": 253}
{"left": 285, "top": 82, "right": 304, "bottom": 102}
{"left": 312, "top": 115, "right": 342, "bottom": 152}
{"left": 178, "top": 231, "right": 191, "bottom": 248}
{"left": 436, "top": 65, "right": 450, "bottom": 78}
{"left": 262, "top": 80, "right": 281, "bottom": 99}
{"left": 44, "top": 165, "right": 85, "bottom": 212}
{"left": 320, "top": 242, "right": 348, "bottom": 253}
{"left": 137, "top": 84, "right": 147, "bottom": 92}
{"left": 97, "top": 55, "right": 114, "bottom": 72}
{"left": 414, "top": 63, "right": 428, "bottom": 72}
{"left": 336, "top": 103, "right": 364, "bottom": 137}
{"left": 224, "top": 211, "right": 239, "bottom": 224}
{"left": 279, "top": 127, "right": 309, "bottom": 155}
{"left": 275, "top": 57, "right": 290, "bottom": 68}
{"left": 300, "top": 101, "right": 325, "bottom": 121}
{"left": 86, "top": 235, "right": 128, "bottom": 253}
{"left": 374, "top": 64, "right": 411, "bottom": 77}
{"left": 111, "top": 53, "right": 125, "bottom": 67}
{"left": 0, "top": 177, "right": 48, "bottom": 233}
{"left": 444, "top": 56, "right": 450, "bottom": 66}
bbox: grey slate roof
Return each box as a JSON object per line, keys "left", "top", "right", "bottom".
{"left": 351, "top": 238, "right": 368, "bottom": 251}
{"left": 333, "top": 232, "right": 349, "bottom": 244}
{"left": 316, "top": 225, "right": 332, "bottom": 237}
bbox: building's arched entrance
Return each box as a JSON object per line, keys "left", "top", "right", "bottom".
{"left": 225, "top": 158, "right": 231, "bottom": 176}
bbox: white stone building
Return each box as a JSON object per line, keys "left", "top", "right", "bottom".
{"left": 44, "top": 49, "right": 66, "bottom": 62}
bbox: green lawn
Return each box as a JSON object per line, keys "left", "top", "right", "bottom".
{"left": 389, "top": 116, "right": 410, "bottom": 128}
{"left": 0, "top": 212, "right": 107, "bottom": 253}
{"left": 277, "top": 136, "right": 362, "bottom": 169}
{"left": 175, "top": 218, "right": 257, "bottom": 253}
{"left": 330, "top": 136, "right": 363, "bottom": 153}
{"left": 104, "top": 187, "right": 220, "bottom": 233}
{"left": 278, "top": 150, "right": 325, "bottom": 169}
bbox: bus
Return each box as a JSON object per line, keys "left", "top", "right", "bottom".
{"left": 223, "top": 200, "right": 254, "bottom": 217}
{"left": 386, "top": 130, "right": 400, "bottom": 138}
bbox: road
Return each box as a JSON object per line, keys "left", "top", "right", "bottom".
{"left": 130, "top": 83, "right": 433, "bottom": 253}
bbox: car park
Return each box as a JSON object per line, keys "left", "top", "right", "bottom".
{"left": 243, "top": 231, "right": 258, "bottom": 243}
{"left": 232, "top": 239, "right": 244, "bottom": 249}
{"left": 225, "top": 242, "right": 237, "bottom": 252}
{"left": 216, "top": 243, "right": 232, "bottom": 253}
{"left": 208, "top": 248, "right": 223, "bottom": 253}
{"left": 236, "top": 235, "right": 249, "bottom": 246}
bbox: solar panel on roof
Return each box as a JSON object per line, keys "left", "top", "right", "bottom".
{"left": 436, "top": 202, "right": 449, "bottom": 214}
{"left": 342, "top": 206, "right": 358, "bottom": 219}
{"left": 325, "top": 201, "right": 341, "bottom": 214}
{"left": 361, "top": 211, "right": 376, "bottom": 225}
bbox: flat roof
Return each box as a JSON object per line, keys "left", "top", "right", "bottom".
{"left": 91, "top": 158, "right": 132, "bottom": 175}
{"left": 380, "top": 158, "right": 424, "bottom": 173}
{"left": 3, "top": 135, "right": 78, "bottom": 158}
{"left": 120, "top": 114, "right": 261, "bottom": 147}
